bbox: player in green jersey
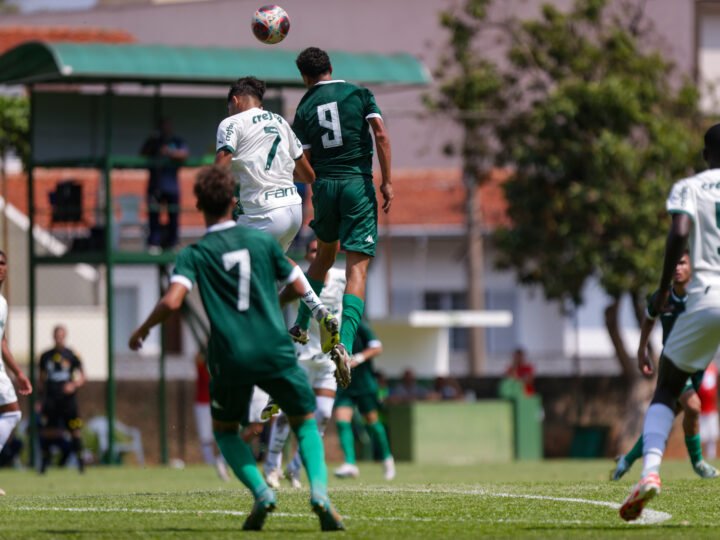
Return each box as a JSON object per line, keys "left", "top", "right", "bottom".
{"left": 612, "top": 252, "right": 718, "bottom": 480}
{"left": 333, "top": 320, "right": 395, "bottom": 481}
{"left": 281, "top": 47, "right": 394, "bottom": 390}
{"left": 129, "top": 165, "right": 343, "bottom": 532}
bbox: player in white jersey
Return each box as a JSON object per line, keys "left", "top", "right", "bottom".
{"left": 0, "top": 250, "right": 32, "bottom": 495}
{"left": 620, "top": 124, "right": 720, "bottom": 521}
{"left": 214, "top": 77, "right": 338, "bottom": 432}
{"left": 264, "top": 239, "right": 345, "bottom": 488}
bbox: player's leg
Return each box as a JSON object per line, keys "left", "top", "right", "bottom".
{"left": 0, "top": 402, "right": 20, "bottom": 496}
{"left": 67, "top": 414, "right": 85, "bottom": 473}
{"left": 166, "top": 190, "right": 180, "bottom": 249}
{"left": 194, "top": 403, "right": 216, "bottom": 465}
{"left": 147, "top": 189, "right": 162, "bottom": 250}
{"left": 210, "top": 383, "right": 276, "bottom": 531}
{"left": 359, "top": 395, "right": 395, "bottom": 481}
{"left": 260, "top": 365, "right": 344, "bottom": 531}
{"left": 679, "top": 388, "right": 718, "bottom": 478}
{"left": 333, "top": 396, "right": 359, "bottom": 478}
{"left": 263, "top": 412, "right": 290, "bottom": 488}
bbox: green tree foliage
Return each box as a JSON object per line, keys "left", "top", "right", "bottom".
{"left": 0, "top": 95, "right": 30, "bottom": 170}
{"left": 491, "top": 0, "right": 704, "bottom": 375}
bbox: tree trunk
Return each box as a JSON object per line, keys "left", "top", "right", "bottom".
{"left": 465, "top": 167, "right": 486, "bottom": 376}
{"left": 614, "top": 375, "right": 656, "bottom": 454}
{"left": 604, "top": 295, "right": 635, "bottom": 379}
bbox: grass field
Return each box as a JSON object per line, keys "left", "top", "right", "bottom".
{"left": 0, "top": 460, "right": 718, "bottom": 538}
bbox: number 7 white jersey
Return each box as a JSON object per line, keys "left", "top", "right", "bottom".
{"left": 216, "top": 107, "right": 303, "bottom": 215}
{"left": 667, "top": 169, "right": 720, "bottom": 294}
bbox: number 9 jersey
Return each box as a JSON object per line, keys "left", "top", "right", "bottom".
{"left": 216, "top": 108, "right": 303, "bottom": 215}
{"left": 292, "top": 80, "right": 382, "bottom": 181}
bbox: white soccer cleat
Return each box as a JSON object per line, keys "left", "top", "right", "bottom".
{"left": 215, "top": 457, "right": 231, "bottom": 482}
{"left": 0, "top": 487, "right": 5, "bottom": 496}
{"left": 619, "top": 472, "right": 661, "bottom": 522}
{"left": 334, "top": 462, "right": 359, "bottom": 479}
{"left": 383, "top": 456, "right": 396, "bottom": 481}
{"left": 264, "top": 468, "right": 282, "bottom": 490}
{"left": 287, "top": 467, "right": 302, "bottom": 489}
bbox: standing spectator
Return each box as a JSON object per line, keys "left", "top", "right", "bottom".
{"left": 140, "top": 118, "right": 189, "bottom": 252}
{"left": 505, "top": 348, "right": 535, "bottom": 396}
{"left": 194, "top": 351, "right": 229, "bottom": 481}
{"left": 699, "top": 361, "right": 719, "bottom": 459}
{"left": 38, "top": 325, "right": 85, "bottom": 473}
{"left": 0, "top": 249, "right": 32, "bottom": 494}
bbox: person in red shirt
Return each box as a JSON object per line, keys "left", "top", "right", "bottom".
{"left": 194, "top": 351, "right": 229, "bottom": 481}
{"left": 505, "top": 348, "right": 535, "bottom": 396}
{"left": 698, "top": 361, "right": 719, "bottom": 459}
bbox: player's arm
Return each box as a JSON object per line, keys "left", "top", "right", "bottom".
{"left": 129, "top": 283, "right": 189, "bottom": 350}
{"left": 70, "top": 355, "right": 86, "bottom": 391}
{"left": 351, "top": 323, "right": 382, "bottom": 368}
{"left": 1, "top": 337, "right": 31, "bottom": 395}
{"left": 368, "top": 116, "right": 393, "bottom": 213}
{"left": 293, "top": 153, "right": 315, "bottom": 184}
{"left": 637, "top": 316, "right": 656, "bottom": 376}
{"left": 215, "top": 150, "right": 232, "bottom": 167}
{"left": 653, "top": 213, "right": 691, "bottom": 314}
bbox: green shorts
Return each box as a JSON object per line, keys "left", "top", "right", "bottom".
{"left": 334, "top": 390, "right": 379, "bottom": 415}
{"left": 210, "top": 364, "right": 316, "bottom": 424}
{"left": 310, "top": 177, "right": 377, "bottom": 257}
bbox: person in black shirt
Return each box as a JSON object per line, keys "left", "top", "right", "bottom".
{"left": 38, "top": 325, "right": 85, "bottom": 473}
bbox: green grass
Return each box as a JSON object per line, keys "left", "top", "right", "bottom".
{"left": 0, "top": 460, "right": 718, "bottom": 538}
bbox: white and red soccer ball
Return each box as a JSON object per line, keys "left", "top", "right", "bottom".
{"left": 252, "top": 5, "right": 290, "bottom": 45}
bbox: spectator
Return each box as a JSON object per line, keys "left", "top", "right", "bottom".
{"left": 194, "top": 351, "right": 229, "bottom": 481}
{"left": 140, "top": 118, "right": 189, "bottom": 252}
{"left": 387, "top": 369, "right": 427, "bottom": 404}
{"left": 699, "top": 361, "right": 719, "bottom": 459}
{"left": 505, "top": 347, "right": 535, "bottom": 396}
{"left": 432, "top": 376, "right": 464, "bottom": 401}
{"left": 38, "top": 325, "right": 85, "bottom": 473}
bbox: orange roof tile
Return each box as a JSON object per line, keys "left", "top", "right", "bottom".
{"left": 0, "top": 26, "right": 135, "bottom": 54}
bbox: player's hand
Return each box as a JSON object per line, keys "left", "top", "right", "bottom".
{"left": 16, "top": 373, "right": 32, "bottom": 395}
{"left": 380, "top": 182, "right": 394, "bottom": 213}
{"left": 637, "top": 348, "right": 654, "bottom": 377}
{"left": 128, "top": 327, "right": 148, "bottom": 351}
{"left": 62, "top": 381, "right": 76, "bottom": 395}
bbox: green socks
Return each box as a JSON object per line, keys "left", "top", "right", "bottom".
{"left": 336, "top": 420, "right": 356, "bottom": 465}
{"left": 293, "top": 418, "right": 328, "bottom": 498}
{"left": 340, "top": 294, "right": 364, "bottom": 351}
{"left": 686, "top": 434, "right": 704, "bottom": 466}
{"left": 295, "top": 276, "right": 325, "bottom": 330}
{"left": 367, "top": 421, "right": 392, "bottom": 460}
{"left": 625, "top": 435, "right": 644, "bottom": 466}
{"left": 214, "top": 430, "right": 269, "bottom": 500}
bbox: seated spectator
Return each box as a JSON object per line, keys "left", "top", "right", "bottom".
{"left": 432, "top": 376, "right": 464, "bottom": 401}
{"left": 387, "top": 369, "right": 427, "bottom": 404}
{"left": 505, "top": 347, "right": 535, "bottom": 396}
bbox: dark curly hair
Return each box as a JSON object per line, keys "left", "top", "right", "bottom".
{"left": 296, "top": 47, "right": 332, "bottom": 79}
{"left": 194, "top": 165, "right": 235, "bottom": 217}
{"left": 227, "top": 76, "right": 266, "bottom": 103}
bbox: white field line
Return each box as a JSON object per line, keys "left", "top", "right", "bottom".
{"left": 7, "top": 486, "right": 672, "bottom": 526}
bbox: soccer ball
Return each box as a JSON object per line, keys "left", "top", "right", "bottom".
{"left": 252, "top": 5, "right": 290, "bottom": 45}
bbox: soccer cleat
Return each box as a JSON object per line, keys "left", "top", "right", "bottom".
{"left": 287, "top": 467, "right": 302, "bottom": 489}
{"left": 383, "top": 456, "right": 396, "bottom": 481}
{"left": 311, "top": 496, "right": 345, "bottom": 531}
{"left": 289, "top": 324, "right": 309, "bottom": 346}
{"left": 319, "top": 313, "right": 340, "bottom": 354}
{"left": 693, "top": 460, "right": 719, "bottom": 479}
{"left": 331, "top": 344, "right": 352, "bottom": 389}
{"left": 264, "top": 468, "right": 282, "bottom": 489}
{"left": 611, "top": 455, "right": 631, "bottom": 481}
{"left": 0, "top": 487, "right": 5, "bottom": 496}
{"left": 619, "top": 472, "right": 661, "bottom": 522}
{"left": 242, "top": 490, "right": 277, "bottom": 531}
{"left": 261, "top": 399, "right": 281, "bottom": 421}
{"left": 334, "top": 462, "right": 360, "bottom": 479}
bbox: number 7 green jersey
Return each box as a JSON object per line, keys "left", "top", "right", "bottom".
{"left": 171, "top": 221, "right": 297, "bottom": 380}
{"left": 292, "top": 80, "right": 382, "bottom": 180}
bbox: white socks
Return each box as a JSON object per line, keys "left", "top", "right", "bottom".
{"left": 295, "top": 272, "right": 327, "bottom": 322}
{"left": 642, "top": 403, "right": 675, "bottom": 477}
{"left": 0, "top": 411, "right": 21, "bottom": 450}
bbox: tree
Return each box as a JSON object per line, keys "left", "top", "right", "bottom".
{"left": 427, "top": 0, "right": 507, "bottom": 375}
{"left": 0, "top": 96, "right": 30, "bottom": 170}
{"left": 493, "top": 0, "right": 703, "bottom": 379}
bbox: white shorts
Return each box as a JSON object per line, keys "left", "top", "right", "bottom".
{"left": 248, "top": 386, "right": 271, "bottom": 424}
{"left": 299, "top": 355, "right": 337, "bottom": 392}
{"left": 0, "top": 371, "right": 17, "bottom": 407}
{"left": 663, "top": 289, "right": 720, "bottom": 372}
{"left": 237, "top": 204, "right": 302, "bottom": 253}
{"left": 193, "top": 403, "right": 213, "bottom": 443}
{"left": 701, "top": 411, "right": 719, "bottom": 442}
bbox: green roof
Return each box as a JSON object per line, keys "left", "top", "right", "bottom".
{"left": 0, "top": 41, "right": 430, "bottom": 87}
